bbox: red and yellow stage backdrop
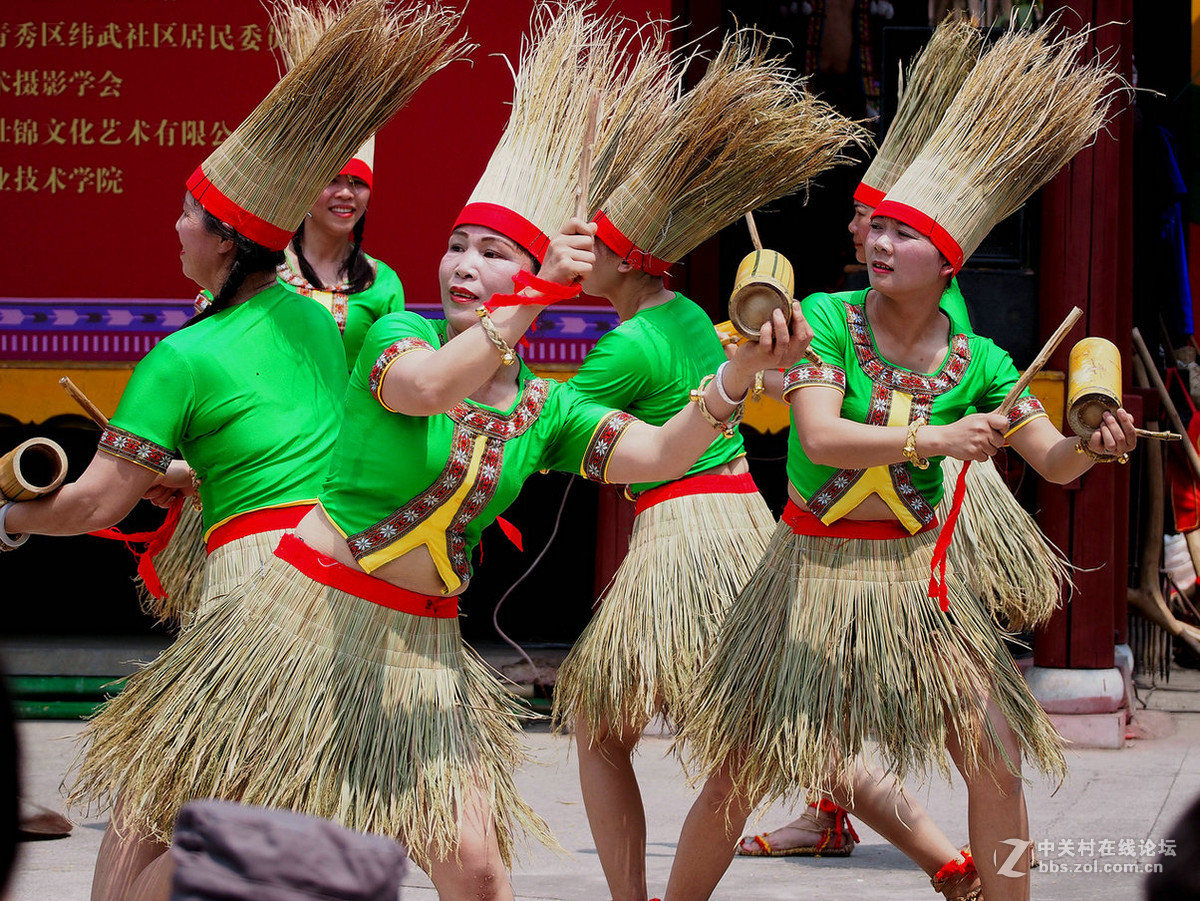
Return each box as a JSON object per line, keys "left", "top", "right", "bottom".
{"left": 0, "top": 0, "right": 669, "bottom": 420}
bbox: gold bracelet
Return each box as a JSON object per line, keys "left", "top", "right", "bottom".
{"left": 902, "top": 417, "right": 930, "bottom": 470}
{"left": 751, "top": 370, "right": 764, "bottom": 402}
{"left": 1074, "top": 436, "right": 1128, "bottom": 465}
{"left": 690, "top": 374, "right": 744, "bottom": 439}
{"left": 474, "top": 306, "right": 516, "bottom": 366}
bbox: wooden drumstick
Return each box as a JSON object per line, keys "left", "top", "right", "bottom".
{"left": 59, "top": 377, "right": 109, "bottom": 429}
{"left": 744, "top": 211, "right": 764, "bottom": 252}
{"left": 574, "top": 92, "right": 600, "bottom": 222}
{"left": 995, "top": 306, "right": 1083, "bottom": 418}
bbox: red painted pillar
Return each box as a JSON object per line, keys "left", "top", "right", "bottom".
{"left": 1034, "top": 1, "right": 1133, "bottom": 669}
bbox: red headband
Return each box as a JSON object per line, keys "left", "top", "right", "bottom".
{"left": 452, "top": 202, "right": 550, "bottom": 262}
{"left": 853, "top": 182, "right": 886, "bottom": 207}
{"left": 871, "top": 199, "right": 965, "bottom": 273}
{"left": 591, "top": 211, "right": 672, "bottom": 277}
{"left": 186, "top": 166, "right": 294, "bottom": 251}
{"left": 339, "top": 158, "right": 373, "bottom": 192}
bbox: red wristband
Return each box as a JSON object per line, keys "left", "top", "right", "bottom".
{"left": 484, "top": 271, "right": 582, "bottom": 310}
{"left": 513, "top": 270, "right": 582, "bottom": 301}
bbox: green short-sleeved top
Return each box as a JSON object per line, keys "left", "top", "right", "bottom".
{"left": 781, "top": 288, "right": 1046, "bottom": 533}
{"left": 99, "top": 283, "right": 347, "bottom": 537}
{"left": 319, "top": 312, "right": 637, "bottom": 594}
{"left": 277, "top": 249, "right": 405, "bottom": 372}
{"left": 568, "top": 293, "right": 744, "bottom": 495}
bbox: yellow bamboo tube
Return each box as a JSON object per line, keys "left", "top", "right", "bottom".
{"left": 728, "top": 249, "right": 794, "bottom": 339}
{"left": 1067, "top": 336, "right": 1122, "bottom": 438}
{"left": 0, "top": 438, "right": 68, "bottom": 502}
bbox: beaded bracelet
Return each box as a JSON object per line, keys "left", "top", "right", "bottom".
{"left": 902, "top": 417, "right": 930, "bottom": 470}
{"left": 474, "top": 306, "right": 516, "bottom": 366}
{"left": 690, "top": 374, "right": 744, "bottom": 439}
{"left": 1074, "top": 436, "right": 1128, "bottom": 465}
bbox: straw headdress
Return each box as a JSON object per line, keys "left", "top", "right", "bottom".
{"left": 593, "top": 28, "right": 866, "bottom": 275}
{"left": 454, "top": 3, "right": 683, "bottom": 262}
{"left": 272, "top": 0, "right": 380, "bottom": 190}
{"left": 189, "top": 0, "right": 470, "bottom": 250}
{"left": 874, "top": 20, "right": 1125, "bottom": 272}
{"left": 855, "top": 12, "right": 982, "bottom": 207}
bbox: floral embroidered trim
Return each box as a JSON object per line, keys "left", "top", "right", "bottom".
{"left": 277, "top": 256, "right": 352, "bottom": 293}
{"left": 782, "top": 363, "right": 846, "bottom": 397}
{"left": 582, "top": 411, "right": 636, "bottom": 483}
{"left": 846, "top": 301, "right": 971, "bottom": 396}
{"left": 806, "top": 469, "right": 867, "bottom": 519}
{"left": 369, "top": 337, "right": 436, "bottom": 408}
{"left": 448, "top": 378, "right": 548, "bottom": 440}
{"left": 97, "top": 426, "right": 172, "bottom": 474}
{"left": 296, "top": 285, "right": 348, "bottom": 333}
{"left": 445, "top": 436, "right": 504, "bottom": 579}
{"left": 891, "top": 395, "right": 937, "bottom": 525}
{"left": 1007, "top": 395, "right": 1047, "bottom": 431}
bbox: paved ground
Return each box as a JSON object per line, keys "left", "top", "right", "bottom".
{"left": 6, "top": 666, "right": 1199, "bottom": 900}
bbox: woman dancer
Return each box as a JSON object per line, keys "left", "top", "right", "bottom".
{"left": 272, "top": 2, "right": 405, "bottom": 372}
{"left": 737, "top": 15, "right": 1065, "bottom": 875}
{"left": 670, "top": 23, "right": 1131, "bottom": 901}
{"left": 552, "top": 29, "right": 862, "bottom": 901}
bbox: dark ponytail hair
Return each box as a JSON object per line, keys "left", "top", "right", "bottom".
{"left": 185, "top": 208, "right": 284, "bottom": 328}
{"left": 290, "top": 209, "right": 377, "bottom": 294}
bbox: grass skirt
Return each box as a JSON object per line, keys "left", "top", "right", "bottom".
{"left": 70, "top": 548, "right": 552, "bottom": 868}
{"left": 938, "top": 457, "right": 1072, "bottom": 631}
{"left": 676, "top": 520, "right": 1067, "bottom": 808}
{"left": 554, "top": 488, "right": 775, "bottom": 736}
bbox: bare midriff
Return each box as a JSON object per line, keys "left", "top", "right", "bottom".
{"left": 294, "top": 506, "right": 467, "bottom": 597}
{"left": 787, "top": 482, "right": 900, "bottom": 523}
{"left": 697, "top": 456, "right": 749, "bottom": 478}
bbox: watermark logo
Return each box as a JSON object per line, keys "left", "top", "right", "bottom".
{"left": 996, "top": 838, "right": 1033, "bottom": 878}
{"left": 991, "top": 836, "right": 1174, "bottom": 878}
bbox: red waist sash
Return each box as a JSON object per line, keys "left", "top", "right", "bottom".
{"left": 206, "top": 504, "right": 314, "bottom": 554}
{"left": 782, "top": 499, "right": 938, "bottom": 540}
{"left": 634, "top": 471, "right": 759, "bottom": 516}
{"left": 273, "top": 532, "right": 458, "bottom": 619}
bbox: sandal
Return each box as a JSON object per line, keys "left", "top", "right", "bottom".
{"left": 931, "top": 850, "right": 982, "bottom": 901}
{"left": 736, "top": 799, "right": 859, "bottom": 857}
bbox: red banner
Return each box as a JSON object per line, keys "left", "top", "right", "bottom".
{"left": 0, "top": 0, "right": 664, "bottom": 317}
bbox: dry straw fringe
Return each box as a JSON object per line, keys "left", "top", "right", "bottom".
{"left": 860, "top": 12, "right": 982, "bottom": 195}
{"left": 938, "top": 456, "right": 1073, "bottom": 632}
{"left": 137, "top": 519, "right": 304, "bottom": 629}
{"left": 884, "top": 17, "right": 1127, "bottom": 262}
{"left": 553, "top": 490, "right": 775, "bottom": 738}
{"left": 676, "top": 521, "right": 1067, "bottom": 810}
{"left": 206, "top": 0, "right": 471, "bottom": 235}
{"left": 272, "top": 0, "right": 338, "bottom": 71}
{"left": 135, "top": 503, "right": 205, "bottom": 625}
{"left": 602, "top": 27, "right": 867, "bottom": 263}
{"left": 467, "top": 3, "right": 682, "bottom": 235}
{"left": 70, "top": 553, "right": 551, "bottom": 869}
